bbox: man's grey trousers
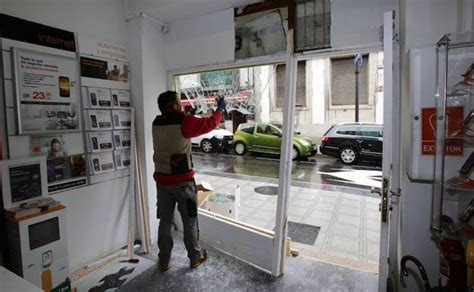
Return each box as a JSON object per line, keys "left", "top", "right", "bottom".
{"left": 156, "top": 179, "right": 201, "bottom": 263}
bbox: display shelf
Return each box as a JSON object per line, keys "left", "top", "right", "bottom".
{"left": 445, "top": 136, "right": 474, "bottom": 144}
{"left": 444, "top": 185, "right": 474, "bottom": 198}
{"left": 430, "top": 31, "right": 474, "bottom": 288}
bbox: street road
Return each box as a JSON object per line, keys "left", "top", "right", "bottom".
{"left": 193, "top": 152, "right": 382, "bottom": 190}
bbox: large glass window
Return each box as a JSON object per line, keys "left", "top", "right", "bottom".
{"left": 173, "top": 55, "right": 382, "bottom": 274}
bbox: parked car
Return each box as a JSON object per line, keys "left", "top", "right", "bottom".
{"left": 232, "top": 122, "right": 317, "bottom": 160}
{"left": 191, "top": 128, "right": 234, "bottom": 153}
{"left": 319, "top": 123, "right": 383, "bottom": 165}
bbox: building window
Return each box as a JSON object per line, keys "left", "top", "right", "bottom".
{"left": 276, "top": 61, "right": 306, "bottom": 108}
{"left": 331, "top": 55, "right": 369, "bottom": 106}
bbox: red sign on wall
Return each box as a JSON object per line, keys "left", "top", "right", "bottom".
{"left": 421, "top": 107, "right": 464, "bottom": 156}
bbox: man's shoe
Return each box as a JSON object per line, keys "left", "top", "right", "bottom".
{"left": 159, "top": 262, "right": 170, "bottom": 272}
{"left": 190, "top": 249, "right": 207, "bottom": 269}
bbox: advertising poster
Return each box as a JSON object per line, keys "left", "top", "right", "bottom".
{"left": 78, "top": 37, "right": 128, "bottom": 62}
{"left": 30, "top": 135, "right": 87, "bottom": 192}
{"left": 88, "top": 87, "right": 112, "bottom": 108}
{"left": 88, "top": 110, "right": 112, "bottom": 130}
{"left": 88, "top": 131, "right": 113, "bottom": 152}
{"left": 13, "top": 48, "right": 80, "bottom": 134}
{"left": 114, "top": 149, "right": 131, "bottom": 170}
{"left": 9, "top": 164, "right": 43, "bottom": 202}
{"left": 112, "top": 110, "right": 131, "bottom": 129}
{"left": 0, "top": 14, "right": 76, "bottom": 52}
{"left": 80, "top": 56, "right": 129, "bottom": 83}
{"left": 111, "top": 89, "right": 131, "bottom": 108}
{"left": 90, "top": 152, "right": 115, "bottom": 174}
{"left": 113, "top": 130, "right": 131, "bottom": 149}
{"left": 421, "top": 107, "right": 464, "bottom": 156}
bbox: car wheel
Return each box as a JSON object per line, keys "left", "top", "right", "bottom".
{"left": 234, "top": 142, "right": 247, "bottom": 155}
{"left": 200, "top": 139, "right": 213, "bottom": 153}
{"left": 339, "top": 147, "right": 358, "bottom": 165}
{"left": 291, "top": 147, "right": 299, "bottom": 160}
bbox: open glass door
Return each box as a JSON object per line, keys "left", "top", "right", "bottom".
{"left": 172, "top": 60, "right": 290, "bottom": 274}
{"left": 379, "top": 10, "right": 401, "bottom": 291}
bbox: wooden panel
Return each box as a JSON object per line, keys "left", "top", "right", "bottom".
{"left": 198, "top": 210, "right": 274, "bottom": 272}
{"left": 235, "top": 0, "right": 288, "bottom": 17}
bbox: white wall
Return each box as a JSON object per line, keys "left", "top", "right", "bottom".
{"left": 331, "top": 0, "right": 397, "bottom": 48}
{"left": 51, "top": 178, "right": 130, "bottom": 271}
{"left": 1, "top": 0, "right": 127, "bottom": 46}
{"left": 140, "top": 17, "right": 168, "bottom": 241}
{"left": 1, "top": 1, "right": 132, "bottom": 272}
{"left": 127, "top": 15, "right": 168, "bottom": 243}
{"left": 166, "top": 9, "right": 234, "bottom": 71}
{"left": 399, "top": 0, "right": 459, "bottom": 290}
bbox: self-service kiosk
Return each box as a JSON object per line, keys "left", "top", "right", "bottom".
{"left": 1, "top": 157, "right": 70, "bottom": 291}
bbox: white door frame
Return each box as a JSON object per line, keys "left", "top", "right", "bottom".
{"left": 271, "top": 44, "right": 298, "bottom": 276}
{"left": 379, "top": 10, "right": 402, "bottom": 291}
{"left": 169, "top": 60, "right": 290, "bottom": 275}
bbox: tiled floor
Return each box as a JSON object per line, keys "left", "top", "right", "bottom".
{"left": 195, "top": 172, "right": 381, "bottom": 272}
{"left": 120, "top": 238, "right": 378, "bottom": 292}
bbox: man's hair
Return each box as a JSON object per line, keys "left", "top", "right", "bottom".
{"left": 158, "top": 91, "right": 179, "bottom": 113}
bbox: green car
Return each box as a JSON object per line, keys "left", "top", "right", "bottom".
{"left": 233, "top": 122, "right": 318, "bottom": 160}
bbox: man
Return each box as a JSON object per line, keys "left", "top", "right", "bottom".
{"left": 152, "top": 91, "right": 225, "bottom": 272}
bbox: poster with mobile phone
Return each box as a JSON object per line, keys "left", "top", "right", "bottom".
{"left": 88, "top": 110, "right": 112, "bottom": 130}
{"left": 112, "top": 110, "right": 131, "bottom": 129}
{"left": 111, "top": 90, "right": 131, "bottom": 108}
{"left": 88, "top": 87, "right": 112, "bottom": 108}
{"left": 13, "top": 48, "right": 80, "bottom": 134}
{"left": 88, "top": 131, "right": 113, "bottom": 152}
{"left": 114, "top": 149, "right": 131, "bottom": 170}
{"left": 90, "top": 152, "right": 115, "bottom": 174}
{"left": 113, "top": 130, "right": 131, "bottom": 149}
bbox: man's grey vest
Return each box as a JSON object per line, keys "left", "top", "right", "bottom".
{"left": 152, "top": 111, "right": 193, "bottom": 174}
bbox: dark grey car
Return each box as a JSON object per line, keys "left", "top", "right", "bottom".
{"left": 319, "top": 123, "right": 383, "bottom": 165}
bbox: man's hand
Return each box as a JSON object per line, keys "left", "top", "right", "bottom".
{"left": 216, "top": 97, "right": 226, "bottom": 111}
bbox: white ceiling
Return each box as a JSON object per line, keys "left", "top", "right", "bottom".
{"left": 129, "top": 0, "right": 262, "bottom": 22}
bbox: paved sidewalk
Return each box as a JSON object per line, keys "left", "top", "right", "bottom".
{"left": 195, "top": 172, "right": 381, "bottom": 273}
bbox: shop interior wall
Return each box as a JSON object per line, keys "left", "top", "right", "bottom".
{"left": 126, "top": 15, "right": 168, "bottom": 243}
{"left": 1, "top": 0, "right": 132, "bottom": 272}
{"left": 166, "top": 9, "right": 235, "bottom": 71}
{"left": 398, "top": 0, "right": 461, "bottom": 289}
{"left": 1, "top": 0, "right": 127, "bottom": 47}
